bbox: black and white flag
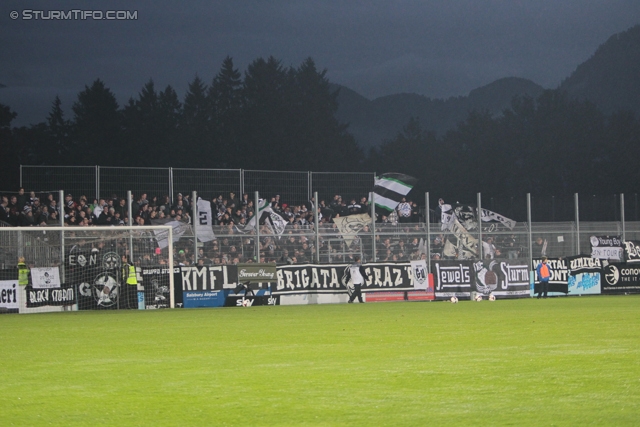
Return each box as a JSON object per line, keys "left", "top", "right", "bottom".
{"left": 196, "top": 198, "right": 216, "bottom": 242}
{"left": 370, "top": 173, "right": 417, "bottom": 211}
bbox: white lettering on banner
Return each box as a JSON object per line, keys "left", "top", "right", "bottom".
{"left": 0, "top": 282, "right": 18, "bottom": 306}
{"left": 591, "top": 247, "right": 623, "bottom": 260}
{"left": 52, "top": 288, "right": 74, "bottom": 302}
{"left": 238, "top": 268, "right": 276, "bottom": 280}
{"left": 29, "top": 289, "right": 49, "bottom": 304}
{"left": 569, "top": 257, "right": 601, "bottom": 271}
{"left": 68, "top": 253, "right": 97, "bottom": 267}
{"left": 435, "top": 263, "right": 472, "bottom": 290}
{"left": 499, "top": 263, "right": 529, "bottom": 290}
{"left": 208, "top": 266, "right": 222, "bottom": 289}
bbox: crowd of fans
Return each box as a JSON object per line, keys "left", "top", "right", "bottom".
{"left": 0, "top": 187, "right": 453, "bottom": 265}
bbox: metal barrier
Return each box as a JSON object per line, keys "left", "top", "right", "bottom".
{"left": 21, "top": 166, "right": 376, "bottom": 206}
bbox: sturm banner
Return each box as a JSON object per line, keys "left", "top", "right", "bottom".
{"left": 25, "top": 284, "right": 76, "bottom": 307}
{"left": 601, "top": 263, "right": 640, "bottom": 294}
{"left": 473, "top": 259, "right": 530, "bottom": 298}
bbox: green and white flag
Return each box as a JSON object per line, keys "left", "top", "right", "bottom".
{"left": 370, "top": 173, "right": 417, "bottom": 211}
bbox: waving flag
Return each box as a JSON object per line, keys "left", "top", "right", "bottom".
{"left": 371, "top": 173, "right": 417, "bottom": 211}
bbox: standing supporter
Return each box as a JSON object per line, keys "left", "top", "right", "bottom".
{"left": 346, "top": 255, "right": 368, "bottom": 304}
{"left": 397, "top": 197, "right": 412, "bottom": 223}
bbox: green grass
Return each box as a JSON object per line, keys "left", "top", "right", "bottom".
{"left": 1, "top": 296, "right": 639, "bottom": 426}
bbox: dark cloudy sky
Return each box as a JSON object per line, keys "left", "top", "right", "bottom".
{"left": 1, "top": 0, "right": 639, "bottom": 126}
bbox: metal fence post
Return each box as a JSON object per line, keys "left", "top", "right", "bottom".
{"left": 314, "top": 191, "right": 320, "bottom": 264}
{"left": 127, "top": 190, "right": 134, "bottom": 262}
{"left": 193, "top": 190, "right": 198, "bottom": 264}
{"left": 371, "top": 192, "right": 377, "bottom": 263}
{"left": 574, "top": 193, "right": 580, "bottom": 254}
{"left": 169, "top": 167, "right": 174, "bottom": 202}
{"left": 96, "top": 165, "right": 100, "bottom": 199}
{"left": 527, "top": 193, "right": 532, "bottom": 269}
{"left": 477, "top": 193, "right": 483, "bottom": 260}
{"left": 59, "top": 190, "right": 65, "bottom": 284}
{"left": 425, "top": 192, "right": 431, "bottom": 273}
{"left": 621, "top": 193, "right": 626, "bottom": 242}
{"left": 255, "top": 191, "right": 260, "bottom": 262}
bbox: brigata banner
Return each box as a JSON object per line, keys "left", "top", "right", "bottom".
{"left": 236, "top": 263, "right": 277, "bottom": 283}
{"left": 601, "top": 263, "right": 640, "bottom": 294}
{"left": 623, "top": 240, "right": 640, "bottom": 263}
{"left": 25, "top": 284, "right": 76, "bottom": 307}
{"left": 273, "top": 262, "right": 414, "bottom": 295}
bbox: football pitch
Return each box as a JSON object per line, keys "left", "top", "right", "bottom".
{"left": 1, "top": 296, "right": 639, "bottom": 426}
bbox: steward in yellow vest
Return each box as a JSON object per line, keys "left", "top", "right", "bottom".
{"left": 17, "top": 257, "right": 30, "bottom": 286}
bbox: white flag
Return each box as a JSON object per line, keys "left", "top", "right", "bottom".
{"left": 196, "top": 198, "right": 216, "bottom": 242}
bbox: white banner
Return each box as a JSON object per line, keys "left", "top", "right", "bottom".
{"left": 196, "top": 198, "right": 216, "bottom": 242}
{"left": 31, "top": 267, "right": 61, "bottom": 289}
{"left": 591, "top": 247, "right": 623, "bottom": 261}
{"left": 332, "top": 213, "right": 371, "bottom": 247}
{"left": 0, "top": 280, "right": 19, "bottom": 309}
{"left": 410, "top": 260, "right": 428, "bottom": 290}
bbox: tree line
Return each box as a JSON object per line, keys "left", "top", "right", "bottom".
{"left": 1, "top": 56, "right": 639, "bottom": 202}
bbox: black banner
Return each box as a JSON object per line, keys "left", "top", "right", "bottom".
{"left": 224, "top": 295, "right": 280, "bottom": 307}
{"left": 25, "top": 284, "right": 76, "bottom": 307}
{"left": 141, "top": 267, "right": 175, "bottom": 309}
{"left": 179, "top": 265, "right": 238, "bottom": 291}
{"left": 623, "top": 241, "right": 640, "bottom": 263}
{"left": 272, "top": 262, "right": 413, "bottom": 295}
{"left": 602, "top": 263, "right": 640, "bottom": 294}
{"left": 473, "top": 259, "right": 530, "bottom": 298}
{"left": 566, "top": 255, "right": 603, "bottom": 274}
{"left": 432, "top": 260, "right": 474, "bottom": 299}
{"left": 532, "top": 258, "right": 569, "bottom": 294}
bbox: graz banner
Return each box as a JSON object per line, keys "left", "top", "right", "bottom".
{"left": 623, "top": 240, "right": 640, "bottom": 263}
{"left": 473, "top": 259, "right": 530, "bottom": 298}
{"left": 566, "top": 255, "right": 602, "bottom": 295}
{"left": 273, "top": 262, "right": 414, "bottom": 295}
{"left": 532, "top": 258, "right": 569, "bottom": 295}
{"left": 25, "top": 284, "right": 76, "bottom": 307}
{"left": 590, "top": 235, "right": 623, "bottom": 260}
{"left": 432, "top": 260, "right": 474, "bottom": 299}
{"left": 601, "top": 263, "right": 640, "bottom": 294}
